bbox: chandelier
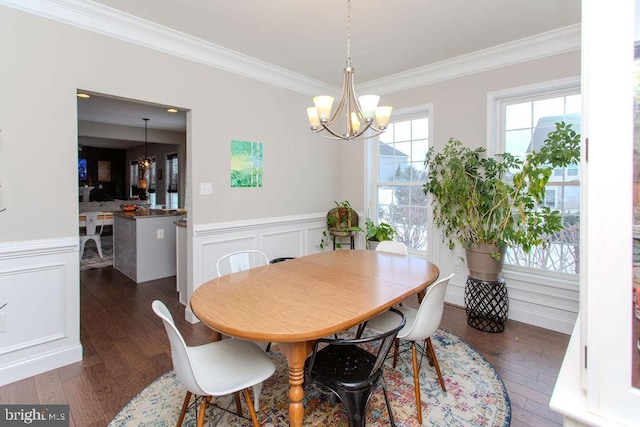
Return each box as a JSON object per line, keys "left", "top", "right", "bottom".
{"left": 137, "top": 118, "right": 152, "bottom": 169}
{"left": 306, "top": 0, "right": 392, "bottom": 141}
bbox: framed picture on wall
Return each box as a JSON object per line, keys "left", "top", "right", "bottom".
{"left": 98, "top": 160, "right": 111, "bottom": 182}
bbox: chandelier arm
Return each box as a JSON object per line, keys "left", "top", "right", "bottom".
{"left": 320, "top": 123, "right": 351, "bottom": 140}
{"left": 368, "top": 124, "right": 387, "bottom": 133}
{"left": 347, "top": 70, "right": 366, "bottom": 124}
{"left": 349, "top": 122, "right": 375, "bottom": 139}
{"left": 314, "top": 132, "right": 350, "bottom": 141}
{"left": 316, "top": 121, "right": 377, "bottom": 141}
{"left": 324, "top": 68, "right": 351, "bottom": 126}
{"left": 312, "top": 127, "right": 349, "bottom": 140}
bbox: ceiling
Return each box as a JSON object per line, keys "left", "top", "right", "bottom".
{"left": 76, "top": 0, "right": 581, "bottom": 146}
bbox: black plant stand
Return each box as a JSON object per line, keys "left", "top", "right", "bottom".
{"left": 464, "top": 276, "right": 509, "bottom": 333}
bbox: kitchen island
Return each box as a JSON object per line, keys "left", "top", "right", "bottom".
{"left": 113, "top": 209, "right": 183, "bottom": 283}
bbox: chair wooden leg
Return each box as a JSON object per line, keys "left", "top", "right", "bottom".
{"left": 234, "top": 392, "right": 243, "bottom": 416}
{"left": 176, "top": 391, "right": 192, "bottom": 427}
{"left": 242, "top": 388, "right": 261, "bottom": 427}
{"left": 392, "top": 338, "right": 400, "bottom": 368}
{"left": 411, "top": 341, "right": 423, "bottom": 425}
{"left": 426, "top": 337, "right": 446, "bottom": 392}
{"left": 196, "top": 397, "right": 207, "bottom": 427}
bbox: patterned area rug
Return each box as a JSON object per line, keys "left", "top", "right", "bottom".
{"left": 109, "top": 329, "right": 510, "bottom": 426}
{"left": 80, "top": 234, "right": 113, "bottom": 270}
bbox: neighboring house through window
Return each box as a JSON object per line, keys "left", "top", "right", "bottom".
{"left": 370, "top": 105, "right": 431, "bottom": 251}
{"left": 489, "top": 77, "right": 581, "bottom": 275}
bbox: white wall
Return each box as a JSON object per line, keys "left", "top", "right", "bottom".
{"left": 0, "top": 6, "right": 339, "bottom": 243}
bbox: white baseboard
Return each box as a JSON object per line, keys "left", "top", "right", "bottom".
{"left": 445, "top": 274, "right": 577, "bottom": 334}
{"left": 0, "top": 344, "right": 82, "bottom": 387}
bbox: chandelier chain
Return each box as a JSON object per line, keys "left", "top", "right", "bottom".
{"left": 346, "top": 0, "right": 351, "bottom": 67}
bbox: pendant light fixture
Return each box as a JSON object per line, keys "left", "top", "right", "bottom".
{"left": 138, "top": 118, "right": 152, "bottom": 169}
{"left": 306, "top": 0, "right": 392, "bottom": 141}
{"left": 137, "top": 118, "right": 151, "bottom": 190}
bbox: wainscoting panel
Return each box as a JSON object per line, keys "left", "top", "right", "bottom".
{"left": 0, "top": 237, "right": 82, "bottom": 386}
{"left": 262, "top": 229, "right": 304, "bottom": 261}
{"left": 199, "top": 235, "right": 260, "bottom": 283}
{"left": 189, "top": 213, "right": 578, "bottom": 333}
{"left": 0, "top": 263, "right": 66, "bottom": 355}
{"left": 444, "top": 269, "right": 579, "bottom": 334}
{"left": 188, "top": 213, "right": 327, "bottom": 324}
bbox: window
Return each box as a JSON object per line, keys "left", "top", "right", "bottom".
{"left": 148, "top": 158, "right": 157, "bottom": 206}
{"left": 493, "top": 81, "right": 581, "bottom": 274}
{"left": 166, "top": 153, "right": 179, "bottom": 209}
{"left": 130, "top": 161, "right": 138, "bottom": 198}
{"left": 372, "top": 107, "right": 431, "bottom": 251}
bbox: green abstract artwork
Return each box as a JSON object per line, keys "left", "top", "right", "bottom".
{"left": 231, "top": 140, "right": 263, "bottom": 188}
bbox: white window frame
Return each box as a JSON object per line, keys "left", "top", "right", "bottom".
{"left": 367, "top": 104, "right": 433, "bottom": 253}
{"left": 487, "top": 76, "right": 581, "bottom": 282}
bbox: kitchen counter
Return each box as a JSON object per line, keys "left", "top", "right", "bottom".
{"left": 112, "top": 209, "right": 182, "bottom": 220}
{"left": 113, "top": 210, "right": 183, "bottom": 283}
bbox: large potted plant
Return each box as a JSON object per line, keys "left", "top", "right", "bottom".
{"left": 365, "top": 217, "right": 397, "bottom": 250}
{"left": 423, "top": 122, "right": 580, "bottom": 281}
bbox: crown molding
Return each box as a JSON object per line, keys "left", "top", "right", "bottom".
{"left": 1, "top": 0, "right": 580, "bottom": 96}
{"left": 360, "top": 24, "right": 581, "bottom": 95}
{"left": 0, "top": 0, "right": 334, "bottom": 96}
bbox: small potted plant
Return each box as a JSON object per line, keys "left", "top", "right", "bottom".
{"left": 319, "top": 201, "right": 362, "bottom": 250}
{"left": 365, "top": 217, "right": 397, "bottom": 250}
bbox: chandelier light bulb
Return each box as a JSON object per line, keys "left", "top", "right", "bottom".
{"left": 306, "top": 107, "right": 321, "bottom": 129}
{"left": 313, "top": 96, "right": 334, "bottom": 122}
{"left": 358, "top": 95, "right": 380, "bottom": 120}
{"left": 375, "top": 106, "right": 393, "bottom": 130}
{"left": 350, "top": 112, "right": 361, "bottom": 135}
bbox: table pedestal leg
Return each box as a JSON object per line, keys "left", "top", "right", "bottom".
{"left": 279, "top": 341, "right": 314, "bottom": 427}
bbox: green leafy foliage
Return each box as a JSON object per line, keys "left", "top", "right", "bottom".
{"left": 317, "top": 200, "right": 363, "bottom": 250}
{"left": 365, "top": 217, "right": 397, "bottom": 242}
{"left": 422, "top": 122, "right": 580, "bottom": 254}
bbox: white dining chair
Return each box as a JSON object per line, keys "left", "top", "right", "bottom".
{"left": 216, "top": 250, "right": 270, "bottom": 277}
{"left": 360, "top": 273, "right": 454, "bottom": 424}
{"left": 375, "top": 240, "right": 408, "bottom": 255}
{"left": 376, "top": 240, "right": 410, "bottom": 307}
{"left": 80, "top": 211, "right": 106, "bottom": 259}
{"left": 215, "top": 249, "right": 272, "bottom": 408}
{"left": 152, "top": 300, "right": 275, "bottom": 427}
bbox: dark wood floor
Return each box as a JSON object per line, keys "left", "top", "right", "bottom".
{"left": 0, "top": 267, "right": 570, "bottom": 427}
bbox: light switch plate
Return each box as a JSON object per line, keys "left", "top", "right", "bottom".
{"left": 200, "top": 182, "right": 213, "bottom": 196}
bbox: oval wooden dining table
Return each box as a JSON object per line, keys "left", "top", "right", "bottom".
{"left": 190, "top": 249, "right": 440, "bottom": 427}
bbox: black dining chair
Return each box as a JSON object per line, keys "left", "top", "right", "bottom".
{"left": 269, "top": 257, "right": 296, "bottom": 263}
{"left": 304, "top": 308, "right": 406, "bottom": 427}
